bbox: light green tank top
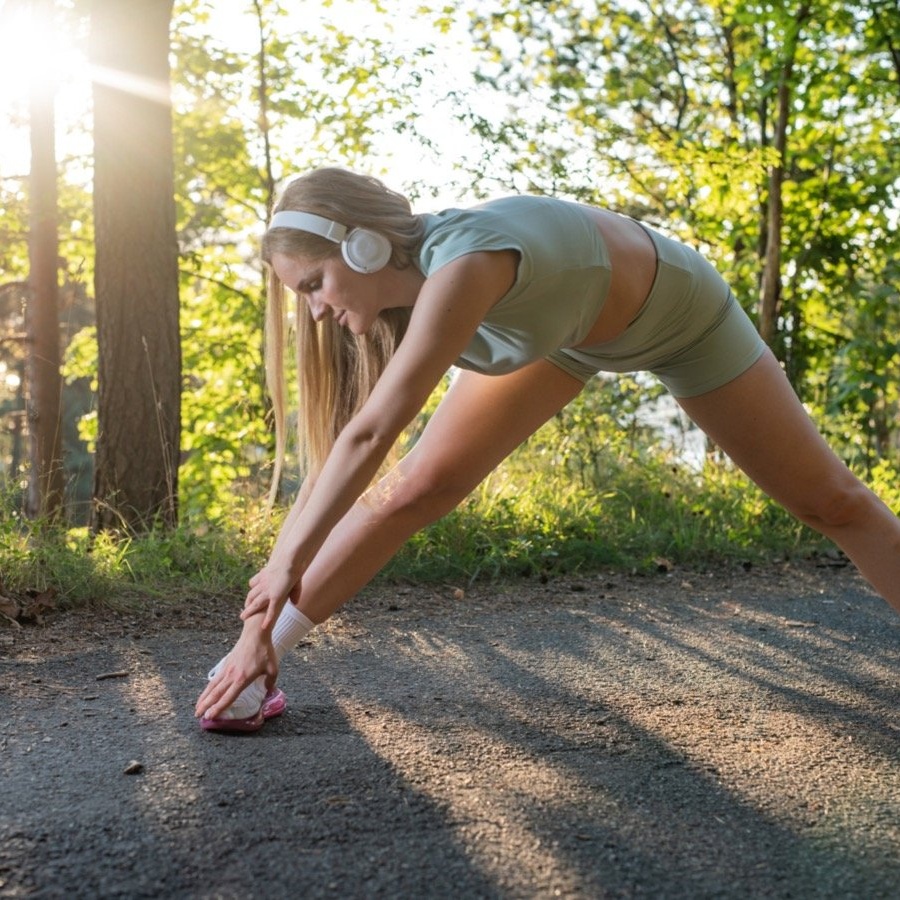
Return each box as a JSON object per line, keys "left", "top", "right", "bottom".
{"left": 417, "top": 196, "right": 612, "bottom": 375}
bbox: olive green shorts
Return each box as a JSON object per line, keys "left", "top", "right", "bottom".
{"left": 546, "top": 223, "right": 766, "bottom": 398}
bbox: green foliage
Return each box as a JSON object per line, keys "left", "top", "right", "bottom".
{"left": 179, "top": 277, "right": 272, "bottom": 519}
{"left": 812, "top": 257, "right": 900, "bottom": 469}
{"left": 0, "top": 410, "right": 828, "bottom": 607}
{"left": 164, "top": 0, "right": 441, "bottom": 518}
{"left": 384, "top": 438, "right": 822, "bottom": 584}
{"left": 2, "top": 172, "right": 96, "bottom": 516}
{"left": 2, "top": 0, "right": 446, "bottom": 523}
{"left": 385, "top": 378, "right": 825, "bottom": 582}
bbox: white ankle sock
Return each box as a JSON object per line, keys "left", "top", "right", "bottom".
{"left": 207, "top": 602, "right": 315, "bottom": 719}
{"left": 271, "top": 601, "right": 316, "bottom": 658}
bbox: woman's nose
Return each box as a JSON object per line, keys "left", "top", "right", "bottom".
{"left": 308, "top": 298, "right": 328, "bottom": 321}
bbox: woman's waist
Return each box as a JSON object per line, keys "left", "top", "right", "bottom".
{"left": 573, "top": 209, "right": 659, "bottom": 347}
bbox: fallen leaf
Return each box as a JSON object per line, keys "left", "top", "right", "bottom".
{"left": 0, "top": 595, "right": 20, "bottom": 620}
{"left": 19, "top": 588, "right": 57, "bottom": 625}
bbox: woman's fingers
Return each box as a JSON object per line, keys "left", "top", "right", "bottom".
{"left": 195, "top": 686, "right": 211, "bottom": 717}
{"left": 195, "top": 676, "right": 225, "bottom": 717}
{"left": 195, "top": 612, "right": 281, "bottom": 720}
{"left": 244, "top": 581, "right": 264, "bottom": 609}
{"left": 261, "top": 604, "right": 277, "bottom": 631}
{"left": 201, "top": 680, "right": 247, "bottom": 720}
{"left": 195, "top": 660, "right": 241, "bottom": 717}
{"left": 239, "top": 595, "right": 269, "bottom": 621}
{"left": 195, "top": 668, "right": 253, "bottom": 719}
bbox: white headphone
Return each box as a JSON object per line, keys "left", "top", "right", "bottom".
{"left": 268, "top": 210, "right": 392, "bottom": 274}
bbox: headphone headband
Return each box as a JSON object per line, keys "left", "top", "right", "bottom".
{"left": 267, "top": 209, "right": 392, "bottom": 275}
{"left": 269, "top": 210, "right": 348, "bottom": 243}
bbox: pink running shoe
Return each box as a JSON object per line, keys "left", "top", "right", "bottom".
{"left": 200, "top": 688, "right": 287, "bottom": 734}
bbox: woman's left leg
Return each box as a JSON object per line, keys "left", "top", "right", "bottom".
{"left": 676, "top": 349, "right": 900, "bottom": 614}
{"left": 292, "top": 361, "right": 585, "bottom": 623}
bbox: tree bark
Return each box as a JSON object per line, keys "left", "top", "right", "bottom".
{"left": 757, "top": 3, "right": 811, "bottom": 348}
{"left": 90, "top": 0, "right": 180, "bottom": 532}
{"left": 26, "top": 0, "right": 65, "bottom": 521}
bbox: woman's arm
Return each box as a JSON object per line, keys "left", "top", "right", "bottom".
{"left": 240, "top": 473, "right": 315, "bottom": 613}
{"left": 196, "top": 355, "right": 581, "bottom": 723}
{"left": 267, "top": 474, "right": 315, "bottom": 564}
{"left": 195, "top": 251, "right": 516, "bottom": 720}
{"left": 248, "top": 250, "right": 518, "bottom": 628}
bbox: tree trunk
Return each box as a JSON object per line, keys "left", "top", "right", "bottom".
{"left": 757, "top": 138, "right": 784, "bottom": 346}
{"left": 757, "top": 3, "right": 811, "bottom": 349}
{"left": 26, "top": 0, "right": 65, "bottom": 521}
{"left": 90, "top": 0, "right": 180, "bottom": 532}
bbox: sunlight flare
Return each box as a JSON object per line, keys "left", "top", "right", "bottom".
{"left": 89, "top": 63, "right": 171, "bottom": 106}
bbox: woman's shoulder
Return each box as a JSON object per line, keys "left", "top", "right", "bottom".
{"left": 418, "top": 195, "right": 600, "bottom": 277}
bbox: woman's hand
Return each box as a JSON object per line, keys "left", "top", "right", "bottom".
{"left": 194, "top": 614, "right": 278, "bottom": 720}
{"left": 240, "top": 562, "right": 299, "bottom": 630}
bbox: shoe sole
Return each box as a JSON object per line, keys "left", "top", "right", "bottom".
{"left": 199, "top": 688, "right": 287, "bottom": 734}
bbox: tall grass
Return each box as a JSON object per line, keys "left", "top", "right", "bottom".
{"left": 0, "top": 437, "right": 839, "bottom": 610}
{"left": 383, "top": 442, "right": 826, "bottom": 583}
{"left": 0, "top": 498, "right": 272, "bottom": 610}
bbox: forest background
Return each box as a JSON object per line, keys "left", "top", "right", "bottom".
{"left": 0, "top": 0, "right": 898, "bottom": 608}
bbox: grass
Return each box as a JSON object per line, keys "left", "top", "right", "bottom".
{"left": 383, "top": 445, "right": 827, "bottom": 583}
{"left": 0, "top": 435, "right": 835, "bottom": 611}
{"left": 0, "top": 506, "right": 271, "bottom": 610}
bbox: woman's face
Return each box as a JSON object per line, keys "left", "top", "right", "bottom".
{"left": 270, "top": 251, "right": 382, "bottom": 335}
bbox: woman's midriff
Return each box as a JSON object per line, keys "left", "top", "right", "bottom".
{"left": 574, "top": 207, "right": 658, "bottom": 348}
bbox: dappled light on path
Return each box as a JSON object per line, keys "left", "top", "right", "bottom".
{"left": 115, "top": 650, "right": 205, "bottom": 815}
{"left": 336, "top": 693, "right": 605, "bottom": 897}
{"left": 314, "top": 572, "right": 899, "bottom": 895}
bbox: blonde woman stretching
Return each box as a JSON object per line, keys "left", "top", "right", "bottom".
{"left": 196, "top": 168, "right": 900, "bottom": 733}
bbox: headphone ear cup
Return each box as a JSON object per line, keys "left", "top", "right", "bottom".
{"left": 342, "top": 228, "right": 392, "bottom": 274}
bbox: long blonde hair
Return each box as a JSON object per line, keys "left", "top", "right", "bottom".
{"left": 261, "top": 168, "right": 425, "bottom": 498}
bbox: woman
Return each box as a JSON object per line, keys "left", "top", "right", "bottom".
{"left": 196, "top": 167, "right": 900, "bottom": 732}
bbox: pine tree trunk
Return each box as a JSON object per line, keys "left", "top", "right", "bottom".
{"left": 90, "top": 0, "right": 180, "bottom": 532}
{"left": 26, "top": 10, "right": 65, "bottom": 521}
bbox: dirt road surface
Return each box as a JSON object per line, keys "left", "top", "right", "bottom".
{"left": 1, "top": 561, "right": 898, "bottom": 898}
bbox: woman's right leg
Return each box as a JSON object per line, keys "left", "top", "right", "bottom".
{"left": 289, "top": 360, "right": 585, "bottom": 623}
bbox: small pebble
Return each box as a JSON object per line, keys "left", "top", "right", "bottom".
{"left": 123, "top": 760, "right": 144, "bottom": 775}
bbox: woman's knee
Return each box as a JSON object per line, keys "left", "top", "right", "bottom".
{"left": 794, "top": 476, "right": 874, "bottom": 532}
{"left": 367, "top": 460, "right": 470, "bottom": 526}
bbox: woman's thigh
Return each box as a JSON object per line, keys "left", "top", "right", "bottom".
{"left": 675, "top": 349, "right": 860, "bottom": 521}
{"left": 394, "top": 359, "right": 584, "bottom": 503}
